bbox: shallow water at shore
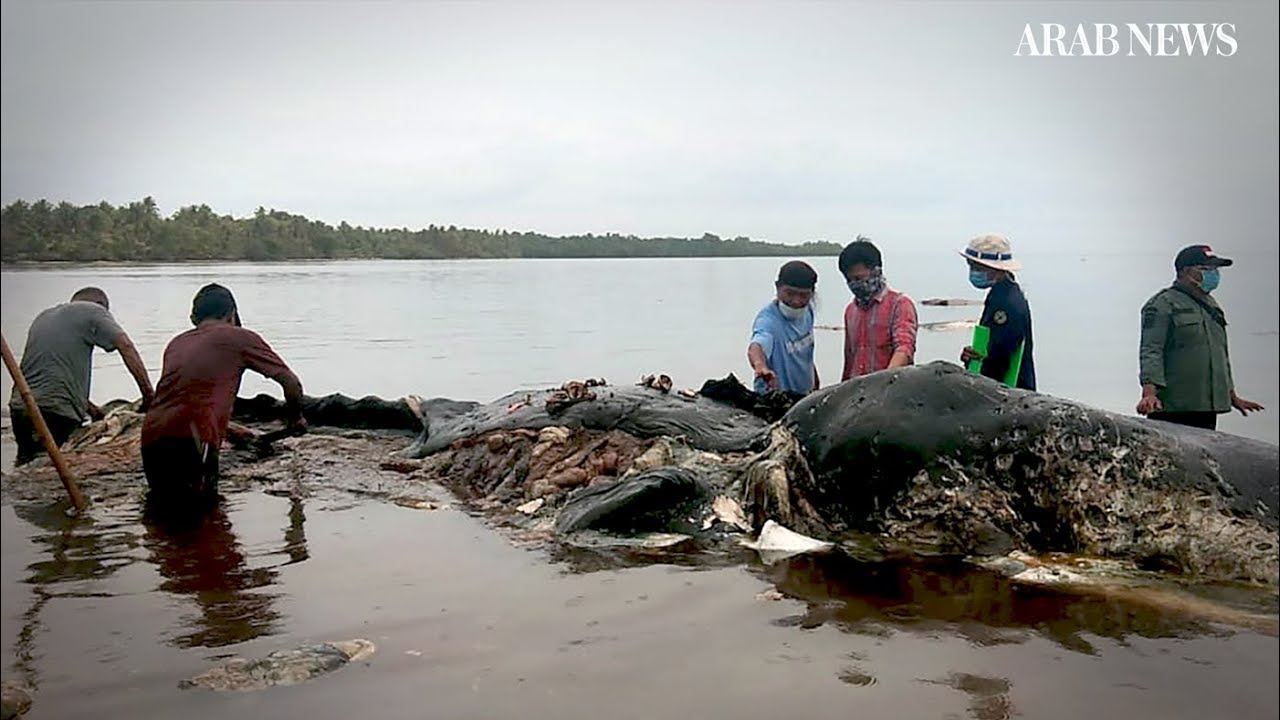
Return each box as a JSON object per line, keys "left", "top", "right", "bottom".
{"left": 2, "top": 484, "right": 1277, "bottom": 720}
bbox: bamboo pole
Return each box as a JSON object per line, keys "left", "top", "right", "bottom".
{"left": 1, "top": 333, "right": 88, "bottom": 511}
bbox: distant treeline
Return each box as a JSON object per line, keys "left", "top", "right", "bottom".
{"left": 0, "top": 197, "right": 841, "bottom": 262}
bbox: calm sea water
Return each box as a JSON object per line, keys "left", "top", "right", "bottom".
{"left": 3, "top": 253, "right": 1278, "bottom": 445}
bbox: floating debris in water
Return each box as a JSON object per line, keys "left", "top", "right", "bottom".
{"left": 1, "top": 681, "right": 33, "bottom": 720}
{"left": 562, "top": 530, "right": 696, "bottom": 552}
{"left": 742, "top": 520, "right": 835, "bottom": 564}
{"left": 180, "top": 639, "right": 376, "bottom": 692}
{"left": 921, "top": 319, "right": 979, "bottom": 332}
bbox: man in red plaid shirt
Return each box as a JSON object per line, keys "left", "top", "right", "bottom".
{"left": 839, "top": 237, "right": 918, "bottom": 380}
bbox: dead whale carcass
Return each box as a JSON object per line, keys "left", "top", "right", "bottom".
{"left": 179, "top": 639, "right": 376, "bottom": 692}
{"left": 762, "top": 361, "right": 1279, "bottom": 585}
{"left": 407, "top": 365, "right": 1278, "bottom": 585}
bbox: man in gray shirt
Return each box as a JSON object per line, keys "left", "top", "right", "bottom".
{"left": 8, "top": 287, "right": 154, "bottom": 465}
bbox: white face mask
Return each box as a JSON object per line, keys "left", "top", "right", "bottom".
{"left": 777, "top": 301, "right": 807, "bottom": 321}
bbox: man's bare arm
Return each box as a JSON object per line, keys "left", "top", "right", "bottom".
{"left": 113, "top": 333, "right": 155, "bottom": 408}
{"left": 274, "top": 370, "right": 306, "bottom": 428}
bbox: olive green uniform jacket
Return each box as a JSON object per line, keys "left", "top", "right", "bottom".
{"left": 1138, "top": 283, "right": 1234, "bottom": 413}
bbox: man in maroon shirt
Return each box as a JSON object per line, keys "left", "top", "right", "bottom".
{"left": 141, "top": 284, "right": 305, "bottom": 510}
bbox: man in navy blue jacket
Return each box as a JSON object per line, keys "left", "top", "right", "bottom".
{"left": 958, "top": 234, "right": 1037, "bottom": 391}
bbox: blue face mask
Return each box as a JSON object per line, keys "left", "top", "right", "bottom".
{"left": 1199, "top": 268, "right": 1220, "bottom": 293}
{"left": 969, "top": 269, "right": 995, "bottom": 289}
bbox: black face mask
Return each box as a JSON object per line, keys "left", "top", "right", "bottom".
{"left": 847, "top": 267, "right": 886, "bottom": 305}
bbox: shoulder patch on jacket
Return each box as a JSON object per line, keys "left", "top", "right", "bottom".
{"left": 993, "top": 310, "right": 1008, "bottom": 325}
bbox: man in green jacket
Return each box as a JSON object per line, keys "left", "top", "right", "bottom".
{"left": 1136, "top": 245, "right": 1264, "bottom": 430}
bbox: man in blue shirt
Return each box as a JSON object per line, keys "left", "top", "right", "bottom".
{"left": 748, "top": 260, "right": 820, "bottom": 395}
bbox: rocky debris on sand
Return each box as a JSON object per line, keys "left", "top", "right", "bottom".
{"left": 1, "top": 681, "right": 32, "bottom": 720}
{"left": 179, "top": 639, "right": 376, "bottom": 692}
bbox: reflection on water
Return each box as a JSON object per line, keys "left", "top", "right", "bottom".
{"left": 11, "top": 493, "right": 312, "bottom": 657}
{"left": 140, "top": 500, "right": 285, "bottom": 649}
{"left": 548, "top": 536, "right": 1278, "bottom": 655}
{"left": 756, "top": 552, "right": 1262, "bottom": 655}
{"left": 10, "top": 501, "right": 141, "bottom": 693}
{"left": 17, "top": 502, "right": 141, "bottom": 586}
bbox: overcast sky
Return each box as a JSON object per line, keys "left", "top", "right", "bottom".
{"left": 1, "top": 0, "right": 1276, "bottom": 253}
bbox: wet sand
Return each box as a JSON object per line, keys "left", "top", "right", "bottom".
{"left": 2, "top": 484, "right": 1277, "bottom": 720}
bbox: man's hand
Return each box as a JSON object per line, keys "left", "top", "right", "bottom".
{"left": 87, "top": 402, "right": 105, "bottom": 421}
{"left": 1136, "top": 384, "right": 1163, "bottom": 416}
{"left": 1231, "top": 392, "right": 1265, "bottom": 416}
{"left": 960, "top": 346, "right": 984, "bottom": 365}
{"left": 754, "top": 366, "right": 779, "bottom": 392}
{"left": 225, "top": 422, "right": 259, "bottom": 449}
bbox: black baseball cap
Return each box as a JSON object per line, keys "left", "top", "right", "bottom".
{"left": 1174, "top": 245, "right": 1233, "bottom": 271}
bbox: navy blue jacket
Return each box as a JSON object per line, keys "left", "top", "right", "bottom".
{"left": 980, "top": 278, "right": 1036, "bottom": 391}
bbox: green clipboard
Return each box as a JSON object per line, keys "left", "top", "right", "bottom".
{"left": 966, "top": 324, "right": 1024, "bottom": 388}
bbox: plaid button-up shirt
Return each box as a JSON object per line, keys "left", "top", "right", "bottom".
{"left": 842, "top": 288, "right": 918, "bottom": 380}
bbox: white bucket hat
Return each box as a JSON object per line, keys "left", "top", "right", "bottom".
{"left": 959, "top": 233, "right": 1022, "bottom": 271}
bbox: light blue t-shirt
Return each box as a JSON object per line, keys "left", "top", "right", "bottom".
{"left": 749, "top": 301, "right": 816, "bottom": 395}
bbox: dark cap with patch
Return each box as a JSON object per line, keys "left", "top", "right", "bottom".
{"left": 1174, "top": 245, "right": 1233, "bottom": 271}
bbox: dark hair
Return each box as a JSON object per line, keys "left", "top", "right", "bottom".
{"left": 776, "top": 260, "right": 817, "bottom": 290}
{"left": 70, "top": 286, "right": 109, "bottom": 309}
{"left": 191, "top": 283, "right": 239, "bottom": 326}
{"left": 838, "top": 236, "right": 882, "bottom": 276}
